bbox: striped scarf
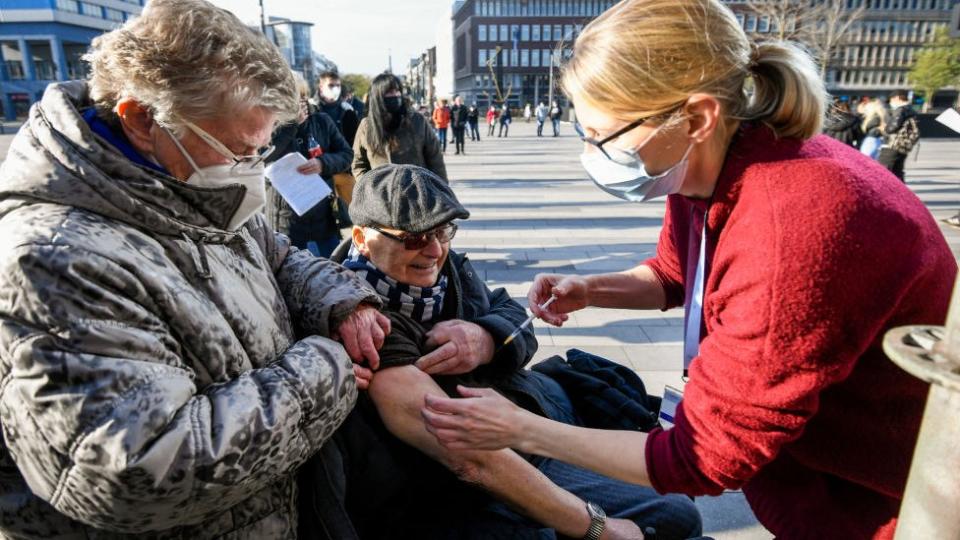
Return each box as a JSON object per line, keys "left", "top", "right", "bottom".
{"left": 343, "top": 246, "right": 447, "bottom": 323}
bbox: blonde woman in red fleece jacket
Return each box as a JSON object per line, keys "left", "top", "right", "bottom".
{"left": 421, "top": 0, "right": 958, "bottom": 538}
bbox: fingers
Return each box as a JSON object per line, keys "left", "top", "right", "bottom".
{"left": 415, "top": 341, "right": 458, "bottom": 373}
{"left": 457, "top": 385, "right": 493, "bottom": 398}
{"left": 357, "top": 321, "right": 380, "bottom": 369}
{"left": 296, "top": 159, "right": 321, "bottom": 175}
{"left": 424, "top": 322, "right": 454, "bottom": 349}
{"left": 339, "top": 319, "right": 361, "bottom": 362}
{"left": 421, "top": 406, "right": 463, "bottom": 431}
{"left": 423, "top": 392, "right": 471, "bottom": 415}
{"left": 375, "top": 311, "right": 391, "bottom": 336}
{"left": 353, "top": 364, "right": 373, "bottom": 390}
{"left": 528, "top": 274, "right": 557, "bottom": 316}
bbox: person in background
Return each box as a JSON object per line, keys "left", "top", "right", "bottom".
{"left": 467, "top": 102, "right": 481, "bottom": 141}
{"left": 450, "top": 95, "right": 469, "bottom": 155}
{"left": 327, "top": 164, "right": 703, "bottom": 540}
{"left": 433, "top": 98, "right": 451, "bottom": 153}
{"left": 859, "top": 97, "right": 888, "bottom": 159}
{"left": 420, "top": 0, "right": 957, "bottom": 537}
{"left": 499, "top": 104, "right": 512, "bottom": 137}
{"left": 824, "top": 99, "right": 862, "bottom": 148}
{"left": 266, "top": 80, "right": 354, "bottom": 257}
{"left": 536, "top": 101, "right": 548, "bottom": 137}
{"left": 352, "top": 73, "right": 447, "bottom": 180}
{"left": 550, "top": 100, "right": 564, "bottom": 136}
{"left": 0, "top": 0, "right": 389, "bottom": 536}
{"left": 486, "top": 104, "right": 498, "bottom": 137}
{"left": 524, "top": 102, "right": 533, "bottom": 123}
{"left": 878, "top": 89, "right": 920, "bottom": 182}
{"left": 317, "top": 69, "right": 361, "bottom": 146}
{"left": 345, "top": 85, "right": 366, "bottom": 120}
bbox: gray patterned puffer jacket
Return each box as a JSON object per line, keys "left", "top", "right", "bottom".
{"left": 0, "top": 82, "right": 381, "bottom": 539}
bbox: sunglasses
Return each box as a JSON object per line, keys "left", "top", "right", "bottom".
{"left": 370, "top": 223, "right": 458, "bottom": 250}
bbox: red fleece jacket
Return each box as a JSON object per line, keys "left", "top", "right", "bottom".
{"left": 643, "top": 124, "right": 956, "bottom": 539}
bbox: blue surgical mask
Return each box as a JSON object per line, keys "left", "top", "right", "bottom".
{"left": 580, "top": 124, "right": 692, "bottom": 202}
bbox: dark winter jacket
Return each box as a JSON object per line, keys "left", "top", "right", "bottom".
{"left": 265, "top": 112, "right": 353, "bottom": 248}
{"left": 320, "top": 100, "right": 361, "bottom": 146}
{"left": 824, "top": 111, "right": 863, "bottom": 148}
{"left": 884, "top": 104, "right": 919, "bottom": 143}
{"left": 450, "top": 104, "right": 469, "bottom": 129}
{"left": 352, "top": 110, "right": 448, "bottom": 181}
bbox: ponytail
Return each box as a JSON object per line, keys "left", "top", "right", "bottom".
{"left": 744, "top": 41, "right": 828, "bottom": 140}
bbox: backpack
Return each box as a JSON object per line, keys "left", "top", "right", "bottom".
{"left": 891, "top": 115, "right": 920, "bottom": 154}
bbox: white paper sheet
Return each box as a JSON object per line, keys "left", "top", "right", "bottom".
{"left": 264, "top": 152, "right": 331, "bottom": 216}
{"left": 935, "top": 108, "right": 960, "bottom": 135}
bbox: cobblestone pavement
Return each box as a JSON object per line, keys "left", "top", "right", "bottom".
{"left": 1, "top": 120, "right": 958, "bottom": 539}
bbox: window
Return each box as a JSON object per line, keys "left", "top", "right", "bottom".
{"left": 522, "top": 25, "right": 530, "bottom": 41}
{"left": 736, "top": 13, "right": 745, "bottom": 28}
{"left": 759, "top": 15, "right": 770, "bottom": 33}
{"left": 476, "top": 75, "right": 482, "bottom": 88}
{"left": 500, "top": 25, "right": 508, "bottom": 41}
{"left": 511, "top": 48, "right": 519, "bottom": 66}
{"left": 563, "top": 24, "right": 573, "bottom": 40}
{"left": 480, "top": 49, "right": 488, "bottom": 65}
{"left": 489, "top": 25, "right": 497, "bottom": 41}
{"left": 80, "top": 1, "right": 101, "bottom": 16}
{"left": 104, "top": 7, "right": 124, "bottom": 21}
{"left": 553, "top": 24, "right": 563, "bottom": 42}
{"left": 532, "top": 24, "right": 541, "bottom": 41}
{"left": 543, "top": 24, "right": 552, "bottom": 42}
{"left": 521, "top": 49, "right": 530, "bottom": 66}
{"left": 479, "top": 25, "right": 487, "bottom": 41}
{"left": 56, "top": 0, "right": 79, "bottom": 12}
{"left": 532, "top": 49, "right": 540, "bottom": 66}
{"left": 511, "top": 24, "right": 520, "bottom": 43}
{"left": 746, "top": 14, "right": 757, "bottom": 32}
{"left": 543, "top": 49, "right": 552, "bottom": 66}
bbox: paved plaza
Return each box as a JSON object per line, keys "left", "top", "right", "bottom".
{"left": 1, "top": 120, "right": 959, "bottom": 538}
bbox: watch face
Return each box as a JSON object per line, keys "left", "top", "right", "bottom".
{"left": 587, "top": 501, "right": 605, "bottom": 519}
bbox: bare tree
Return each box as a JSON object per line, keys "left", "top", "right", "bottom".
{"left": 744, "top": 0, "right": 810, "bottom": 41}
{"left": 744, "top": 0, "right": 865, "bottom": 82}
{"left": 805, "top": 0, "right": 867, "bottom": 81}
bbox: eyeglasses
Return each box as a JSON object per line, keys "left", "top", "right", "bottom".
{"left": 183, "top": 121, "right": 275, "bottom": 171}
{"left": 574, "top": 108, "right": 681, "bottom": 165}
{"left": 370, "top": 223, "right": 458, "bottom": 250}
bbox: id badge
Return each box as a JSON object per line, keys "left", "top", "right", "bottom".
{"left": 659, "top": 385, "right": 684, "bottom": 430}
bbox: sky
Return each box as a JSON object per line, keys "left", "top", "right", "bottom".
{"left": 208, "top": 0, "right": 453, "bottom": 76}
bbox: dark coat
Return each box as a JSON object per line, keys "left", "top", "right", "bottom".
{"left": 265, "top": 111, "right": 353, "bottom": 248}
{"left": 320, "top": 99, "right": 361, "bottom": 146}
{"left": 824, "top": 111, "right": 863, "bottom": 148}
{"left": 450, "top": 104, "right": 469, "bottom": 129}
{"left": 351, "top": 110, "right": 448, "bottom": 181}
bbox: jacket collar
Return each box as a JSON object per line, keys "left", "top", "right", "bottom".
{"left": 0, "top": 81, "right": 248, "bottom": 237}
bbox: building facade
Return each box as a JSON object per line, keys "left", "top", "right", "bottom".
{"left": 723, "top": 0, "right": 960, "bottom": 107}
{"left": 264, "top": 17, "right": 319, "bottom": 87}
{"left": 450, "top": 0, "right": 617, "bottom": 111}
{"left": 406, "top": 47, "right": 437, "bottom": 108}
{"left": 0, "top": 0, "right": 143, "bottom": 120}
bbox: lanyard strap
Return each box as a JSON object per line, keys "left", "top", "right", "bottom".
{"left": 683, "top": 207, "right": 709, "bottom": 379}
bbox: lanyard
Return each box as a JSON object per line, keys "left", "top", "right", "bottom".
{"left": 682, "top": 207, "right": 708, "bottom": 379}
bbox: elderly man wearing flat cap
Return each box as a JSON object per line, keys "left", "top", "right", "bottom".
{"left": 316, "top": 164, "right": 702, "bottom": 540}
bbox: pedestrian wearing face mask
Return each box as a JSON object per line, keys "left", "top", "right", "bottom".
{"left": 0, "top": 0, "right": 390, "bottom": 537}
{"left": 265, "top": 80, "right": 354, "bottom": 257}
{"left": 317, "top": 69, "right": 361, "bottom": 146}
{"left": 420, "top": 0, "right": 957, "bottom": 538}
{"left": 352, "top": 73, "right": 447, "bottom": 181}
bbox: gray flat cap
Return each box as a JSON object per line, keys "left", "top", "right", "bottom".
{"left": 351, "top": 164, "right": 469, "bottom": 233}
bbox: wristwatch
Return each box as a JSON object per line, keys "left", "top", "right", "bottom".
{"left": 583, "top": 501, "right": 606, "bottom": 540}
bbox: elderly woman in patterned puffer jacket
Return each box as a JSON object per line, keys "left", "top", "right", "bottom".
{"left": 0, "top": 0, "right": 391, "bottom": 538}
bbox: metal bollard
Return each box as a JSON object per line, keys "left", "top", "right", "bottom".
{"left": 883, "top": 276, "right": 960, "bottom": 539}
